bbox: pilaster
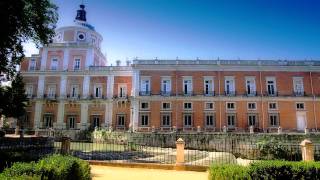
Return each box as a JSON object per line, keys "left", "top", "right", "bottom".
{"left": 40, "top": 48, "right": 48, "bottom": 71}
{"left": 60, "top": 75, "right": 67, "bottom": 98}
{"left": 80, "top": 103, "right": 89, "bottom": 130}
{"left": 63, "top": 49, "right": 69, "bottom": 70}
{"left": 37, "top": 75, "right": 45, "bottom": 98}
{"left": 34, "top": 101, "right": 43, "bottom": 129}
{"left": 107, "top": 75, "right": 114, "bottom": 98}
{"left": 82, "top": 76, "right": 90, "bottom": 98}
{"left": 56, "top": 101, "right": 65, "bottom": 129}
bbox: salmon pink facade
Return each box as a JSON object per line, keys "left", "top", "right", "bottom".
{"left": 20, "top": 4, "right": 320, "bottom": 133}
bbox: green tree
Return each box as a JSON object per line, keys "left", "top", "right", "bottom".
{"left": 0, "top": 0, "right": 58, "bottom": 80}
{"left": 2, "top": 73, "right": 28, "bottom": 131}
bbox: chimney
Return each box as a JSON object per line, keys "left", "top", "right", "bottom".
{"left": 116, "top": 60, "right": 121, "bottom": 66}
{"left": 126, "top": 60, "right": 131, "bottom": 66}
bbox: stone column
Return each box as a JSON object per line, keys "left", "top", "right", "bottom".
{"left": 56, "top": 101, "right": 65, "bottom": 129}
{"left": 300, "top": 139, "right": 314, "bottom": 161}
{"left": 130, "top": 100, "right": 139, "bottom": 131}
{"left": 61, "top": 137, "right": 71, "bottom": 155}
{"left": 82, "top": 75, "right": 90, "bottom": 99}
{"left": 60, "top": 75, "right": 67, "bottom": 99}
{"left": 175, "top": 138, "right": 185, "bottom": 170}
{"left": 40, "top": 48, "right": 48, "bottom": 71}
{"left": 107, "top": 75, "right": 114, "bottom": 99}
{"left": 80, "top": 103, "right": 89, "bottom": 130}
{"left": 104, "top": 101, "right": 113, "bottom": 128}
{"left": 132, "top": 70, "right": 140, "bottom": 97}
{"left": 63, "top": 49, "right": 69, "bottom": 70}
{"left": 85, "top": 48, "right": 94, "bottom": 70}
{"left": 37, "top": 75, "right": 45, "bottom": 98}
{"left": 34, "top": 101, "right": 43, "bottom": 129}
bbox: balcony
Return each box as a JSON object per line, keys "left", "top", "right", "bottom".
{"left": 246, "top": 91, "right": 257, "bottom": 97}
{"left": 26, "top": 94, "right": 36, "bottom": 99}
{"left": 67, "top": 94, "right": 81, "bottom": 100}
{"left": 139, "top": 91, "right": 151, "bottom": 96}
{"left": 182, "top": 91, "right": 193, "bottom": 96}
{"left": 90, "top": 94, "right": 105, "bottom": 99}
{"left": 203, "top": 91, "right": 215, "bottom": 96}
{"left": 43, "top": 94, "right": 57, "bottom": 100}
{"left": 224, "top": 91, "right": 236, "bottom": 96}
{"left": 293, "top": 91, "right": 305, "bottom": 97}
{"left": 160, "top": 91, "right": 173, "bottom": 96}
{"left": 265, "top": 91, "right": 278, "bottom": 97}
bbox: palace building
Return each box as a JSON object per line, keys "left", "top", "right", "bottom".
{"left": 20, "top": 4, "right": 320, "bottom": 133}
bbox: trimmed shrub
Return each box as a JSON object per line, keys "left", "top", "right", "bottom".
{"left": 0, "top": 154, "right": 91, "bottom": 180}
{"left": 209, "top": 164, "right": 250, "bottom": 180}
{"left": 209, "top": 161, "right": 320, "bottom": 180}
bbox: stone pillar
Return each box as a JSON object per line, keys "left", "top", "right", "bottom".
{"left": 104, "top": 102, "right": 113, "bottom": 128}
{"left": 37, "top": 75, "right": 45, "bottom": 98}
{"left": 82, "top": 76, "right": 90, "bottom": 99}
{"left": 277, "top": 126, "right": 282, "bottom": 134}
{"left": 132, "top": 70, "right": 140, "bottom": 97}
{"left": 63, "top": 49, "right": 69, "bottom": 70}
{"left": 197, "top": 126, "right": 201, "bottom": 133}
{"left": 85, "top": 48, "right": 94, "bottom": 70}
{"left": 40, "top": 48, "right": 48, "bottom": 71}
{"left": 61, "top": 137, "right": 71, "bottom": 155}
{"left": 175, "top": 138, "right": 185, "bottom": 170}
{"left": 130, "top": 100, "right": 139, "bottom": 131}
{"left": 223, "top": 126, "right": 227, "bottom": 133}
{"left": 80, "top": 103, "right": 89, "bottom": 130}
{"left": 249, "top": 126, "right": 254, "bottom": 134}
{"left": 56, "top": 101, "right": 65, "bottom": 129}
{"left": 34, "top": 101, "right": 43, "bottom": 129}
{"left": 60, "top": 75, "right": 67, "bottom": 99}
{"left": 305, "top": 128, "right": 309, "bottom": 134}
{"left": 300, "top": 139, "right": 314, "bottom": 161}
{"left": 107, "top": 75, "right": 114, "bottom": 99}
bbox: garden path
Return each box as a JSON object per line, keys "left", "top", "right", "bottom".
{"left": 91, "top": 165, "right": 207, "bottom": 180}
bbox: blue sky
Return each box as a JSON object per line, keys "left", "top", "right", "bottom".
{"left": 25, "top": 0, "right": 320, "bottom": 64}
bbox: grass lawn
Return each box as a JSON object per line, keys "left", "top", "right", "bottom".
{"left": 54, "top": 142, "right": 127, "bottom": 152}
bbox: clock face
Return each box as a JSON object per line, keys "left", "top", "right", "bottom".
{"left": 77, "top": 32, "right": 86, "bottom": 41}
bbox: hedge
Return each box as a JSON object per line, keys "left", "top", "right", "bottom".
{"left": 1, "top": 154, "right": 90, "bottom": 180}
{"left": 209, "top": 161, "right": 320, "bottom": 180}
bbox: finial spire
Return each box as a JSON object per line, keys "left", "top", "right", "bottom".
{"left": 75, "top": 3, "right": 86, "bottom": 22}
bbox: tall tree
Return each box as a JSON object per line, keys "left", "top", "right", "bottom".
{"left": 0, "top": 0, "right": 58, "bottom": 80}
{"left": 3, "top": 73, "right": 28, "bottom": 120}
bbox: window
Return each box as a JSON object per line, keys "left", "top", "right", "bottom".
{"left": 47, "top": 85, "right": 56, "bottom": 98}
{"left": 246, "top": 77, "right": 256, "bottom": 96}
{"left": 50, "top": 58, "right": 58, "bottom": 70}
{"left": 183, "top": 114, "right": 193, "bottom": 127}
{"left": 183, "top": 78, "right": 192, "bottom": 95}
{"left": 25, "top": 85, "right": 33, "bottom": 98}
{"left": 227, "top": 114, "right": 236, "bottom": 127}
{"left": 29, "top": 59, "right": 36, "bottom": 70}
{"left": 248, "top": 114, "right": 258, "bottom": 127}
{"left": 205, "top": 114, "right": 215, "bottom": 127}
{"left": 77, "top": 32, "right": 86, "bottom": 40}
{"left": 296, "top": 103, "right": 305, "bottom": 110}
{"left": 92, "top": 116, "right": 100, "bottom": 128}
{"left": 225, "top": 77, "right": 235, "bottom": 95}
{"left": 248, "top": 102, "right": 256, "bottom": 110}
{"left": 140, "top": 114, "right": 149, "bottom": 126}
{"left": 184, "top": 102, "right": 192, "bottom": 110}
{"left": 119, "top": 85, "right": 127, "bottom": 98}
{"left": 162, "top": 102, "right": 171, "bottom": 110}
{"left": 43, "top": 115, "right": 53, "bottom": 128}
{"left": 226, "top": 102, "right": 236, "bottom": 110}
{"left": 268, "top": 102, "right": 277, "bottom": 110}
{"left": 94, "top": 85, "right": 102, "bottom": 98}
{"left": 67, "top": 116, "right": 76, "bottom": 129}
{"left": 140, "top": 78, "right": 150, "bottom": 95}
{"left": 266, "top": 77, "right": 276, "bottom": 96}
{"left": 269, "top": 114, "right": 279, "bottom": 126}
{"left": 161, "top": 78, "right": 171, "bottom": 95}
{"left": 74, "top": 58, "right": 80, "bottom": 70}
{"left": 140, "top": 102, "right": 149, "bottom": 110}
{"left": 70, "top": 85, "right": 79, "bottom": 98}
{"left": 293, "top": 77, "right": 304, "bottom": 96}
{"left": 205, "top": 102, "right": 214, "bottom": 110}
{"left": 161, "top": 113, "right": 171, "bottom": 126}
{"left": 117, "top": 115, "right": 125, "bottom": 126}
{"left": 204, "top": 77, "right": 214, "bottom": 96}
